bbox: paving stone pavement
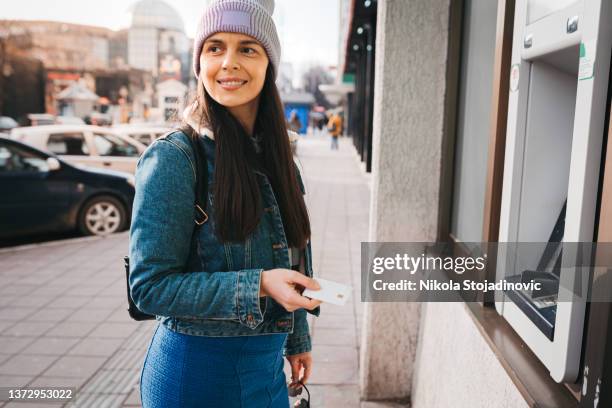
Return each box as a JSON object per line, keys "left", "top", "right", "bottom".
{"left": 0, "top": 134, "right": 374, "bottom": 407}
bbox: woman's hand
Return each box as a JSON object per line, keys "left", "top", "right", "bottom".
{"left": 286, "top": 351, "right": 313, "bottom": 387}
{"left": 259, "top": 269, "right": 321, "bottom": 312}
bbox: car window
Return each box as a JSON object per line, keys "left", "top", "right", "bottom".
{"left": 93, "top": 133, "right": 139, "bottom": 157}
{"left": 0, "top": 144, "right": 49, "bottom": 173}
{"left": 131, "top": 133, "right": 152, "bottom": 145}
{"left": 48, "top": 133, "right": 89, "bottom": 156}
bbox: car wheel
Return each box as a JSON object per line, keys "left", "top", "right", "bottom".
{"left": 78, "top": 195, "right": 127, "bottom": 236}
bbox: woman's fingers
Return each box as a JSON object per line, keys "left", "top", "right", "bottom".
{"left": 286, "top": 290, "right": 322, "bottom": 311}
{"left": 302, "top": 297, "right": 322, "bottom": 310}
{"left": 290, "top": 272, "right": 320, "bottom": 290}
{"left": 288, "top": 354, "right": 313, "bottom": 385}
{"left": 290, "top": 358, "right": 301, "bottom": 384}
{"left": 300, "top": 357, "right": 312, "bottom": 384}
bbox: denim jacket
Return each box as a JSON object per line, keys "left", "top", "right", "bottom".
{"left": 128, "top": 130, "right": 320, "bottom": 356}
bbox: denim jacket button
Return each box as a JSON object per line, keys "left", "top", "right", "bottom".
{"left": 247, "top": 314, "right": 253, "bottom": 322}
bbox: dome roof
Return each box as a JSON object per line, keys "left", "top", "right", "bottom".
{"left": 131, "top": 0, "right": 185, "bottom": 33}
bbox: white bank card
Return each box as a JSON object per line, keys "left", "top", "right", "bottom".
{"left": 303, "top": 278, "right": 352, "bottom": 306}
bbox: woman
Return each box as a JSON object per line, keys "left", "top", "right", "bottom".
{"left": 128, "top": 1, "right": 322, "bottom": 406}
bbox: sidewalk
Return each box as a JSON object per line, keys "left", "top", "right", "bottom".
{"left": 0, "top": 134, "right": 370, "bottom": 407}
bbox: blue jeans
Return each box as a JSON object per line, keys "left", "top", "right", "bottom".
{"left": 141, "top": 324, "right": 290, "bottom": 408}
{"left": 331, "top": 136, "right": 339, "bottom": 150}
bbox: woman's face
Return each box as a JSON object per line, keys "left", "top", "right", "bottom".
{"left": 199, "top": 32, "right": 269, "bottom": 109}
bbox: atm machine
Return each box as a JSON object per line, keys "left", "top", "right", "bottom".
{"left": 496, "top": 0, "right": 612, "bottom": 382}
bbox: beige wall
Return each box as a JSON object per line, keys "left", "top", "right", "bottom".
{"left": 361, "top": 0, "right": 451, "bottom": 400}
{"left": 411, "top": 303, "right": 528, "bottom": 408}
{"left": 363, "top": 0, "right": 528, "bottom": 406}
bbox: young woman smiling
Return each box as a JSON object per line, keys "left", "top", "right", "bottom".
{"left": 128, "top": 0, "right": 322, "bottom": 406}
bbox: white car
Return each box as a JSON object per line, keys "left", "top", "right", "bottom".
{"left": 10, "top": 125, "right": 147, "bottom": 174}
{"left": 112, "top": 125, "right": 171, "bottom": 146}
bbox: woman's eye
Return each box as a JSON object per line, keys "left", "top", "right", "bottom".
{"left": 242, "top": 47, "right": 256, "bottom": 54}
{"left": 208, "top": 46, "right": 221, "bottom": 53}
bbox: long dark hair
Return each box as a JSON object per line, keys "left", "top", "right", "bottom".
{"left": 188, "top": 65, "right": 311, "bottom": 249}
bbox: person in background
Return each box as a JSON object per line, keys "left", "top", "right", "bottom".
{"left": 316, "top": 115, "right": 325, "bottom": 136}
{"left": 327, "top": 111, "right": 342, "bottom": 150}
{"left": 289, "top": 109, "right": 302, "bottom": 134}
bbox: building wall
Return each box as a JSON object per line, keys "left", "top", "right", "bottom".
{"left": 2, "top": 21, "right": 113, "bottom": 71}
{"left": 411, "top": 303, "right": 528, "bottom": 408}
{"left": 128, "top": 27, "right": 159, "bottom": 75}
{"left": 364, "top": 0, "right": 529, "bottom": 406}
{"left": 362, "top": 0, "right": 451, "bottom": 399}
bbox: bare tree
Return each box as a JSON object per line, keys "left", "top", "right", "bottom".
{"left": 301, "top": 65, "right": 334, "bottom": 108}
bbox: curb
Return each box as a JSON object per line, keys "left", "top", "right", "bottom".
{"left": 0, "top": 232, "right": 128, "bottom": 254}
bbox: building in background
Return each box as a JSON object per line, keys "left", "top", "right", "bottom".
{"left": 338, "top": 0, "right": 376, "bottom": 172}
{"left": 127, "top": 0, "right": 191, "bottom": 82}
{"left": 156, "top": 79, "right": 187, "bottom": 122}
{"left": 56, "top": 81, "right": 99, "bottom": 118}
{"left": 0, "top": 20, "right": 155, "bottom": 123}
{"left": 0, "top": 0, "right": 193, "bottom": 124}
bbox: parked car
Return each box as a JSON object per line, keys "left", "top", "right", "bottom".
{"left": 23, "top": 114, "right": 85, "bottom": 126}
{"left": 26, "top": 113, "right": 56, "bottom": 126}
{"left": 0, "top": 137, "right": 135, "bottom": 238}
{"left": 56, "top": 116, "right": 85, "bottom": 125}
{"left": 112, "top": 124, "right": 171, "bottom": 146}
{"left": 0, "top": 116, "right": 18, "bottom": 132}
{"left": 10, "top": 125, "right": 147, "bottom": 173}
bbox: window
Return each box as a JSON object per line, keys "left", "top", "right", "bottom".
{"left": 164, "top": 108, "right": 177, "bottom": 121}
{"left": 450, "top": 0, "right": 498, "bottom": 243}
{"left": 131, "top": 133, "right": 153, "bottom": 145}
{"left": 93, "top": 133, "right": 139, "bottom": 157}
{"left": 0, "top": 144, "right": 49, "bottom": 173}
{"left": 47, "top": 133, "right": 89, "bottom": 156}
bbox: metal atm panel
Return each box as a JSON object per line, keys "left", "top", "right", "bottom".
{"left": 496, "top": 0, "right": 612, "bottom": 382}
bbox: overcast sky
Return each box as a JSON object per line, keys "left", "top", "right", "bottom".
{"left": 1, "top": 0, "right": 341, "bottom": 70}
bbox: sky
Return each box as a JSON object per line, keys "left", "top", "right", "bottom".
{"left": 1, "top": 0, "right": 341, "bottom": 72}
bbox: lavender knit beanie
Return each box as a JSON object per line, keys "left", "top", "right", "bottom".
{"left": 192, "top": 0, "right": 281, "bottom": 79}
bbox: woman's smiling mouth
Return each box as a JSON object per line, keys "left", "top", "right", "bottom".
{"left": 217, "top": 78, "right": 248, "bottom": 90}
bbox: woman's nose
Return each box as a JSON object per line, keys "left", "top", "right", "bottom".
{"left": 222, "top": 52, "right": 240, "bottom": 71}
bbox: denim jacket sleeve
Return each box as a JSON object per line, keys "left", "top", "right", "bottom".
{"left": 128, "top": 138, "right": 265, "bottom": 329}
{"left": 284, "top": 308, "right": 312, "bottom": 356}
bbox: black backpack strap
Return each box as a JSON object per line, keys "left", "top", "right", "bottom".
{"left": 184, "top": 125, "right": 209, "bottom": 226}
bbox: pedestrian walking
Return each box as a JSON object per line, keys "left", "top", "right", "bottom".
{"left": 129, "top": 1, "right": 322, "bottom": 406}
{"left": 289, "top": 109, "right": 302, "bottom": 134}
{"left": 327, "top": 112, "right": 342, "bottom": 150}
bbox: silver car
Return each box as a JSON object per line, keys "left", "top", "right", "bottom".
{"left": 112, "top": 125, "right": 171, "bottom": 146}
{"left": 11, "top": 125, "right": 147, "bottom": 174}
